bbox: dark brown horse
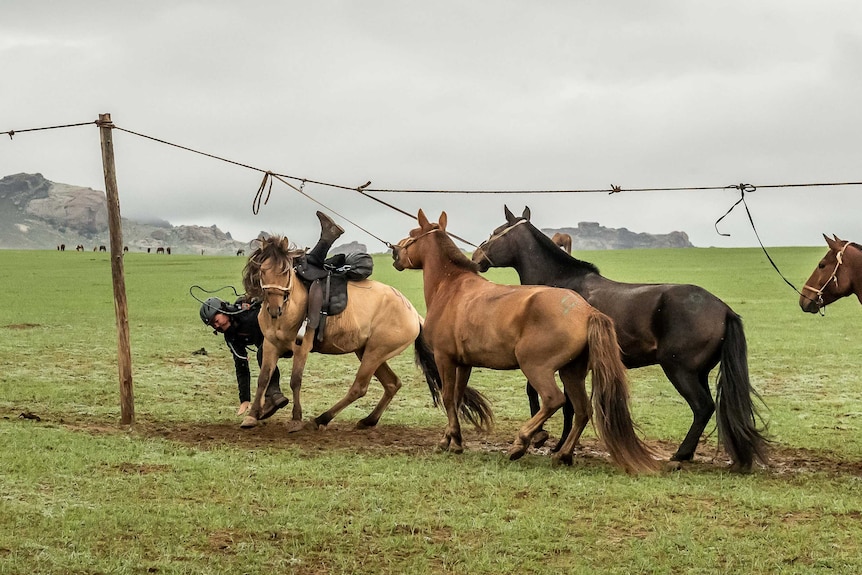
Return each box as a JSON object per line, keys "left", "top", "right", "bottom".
{"left": 239, "top": 234, "right": 491, "bottom": 431}
{"left": 472, "top": 206, "right": 768, "bottom": 472}
{"left": 800, "top": 235, "right": 862, "bottom": 313}
{"left": 392, "top": 209, "right": 658, "bottom": 474}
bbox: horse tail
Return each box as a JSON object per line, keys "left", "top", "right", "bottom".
{"left": 715, "top": 312, "right": 769, "bottom": 472}
{"left": 414, "top": 325, "right": 442, "bottom": 406}
{"left": 587, "top": 310, "right": 659, "bottom": 474}
{"left": 414, "top": 326, "right": 494, "bottom": 431}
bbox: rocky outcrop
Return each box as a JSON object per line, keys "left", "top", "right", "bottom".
{"left": 542, "top": 221, "right": 693, "bottom": 250}
{"left": 0, "top": 173, "right": 248, "bottom": 254}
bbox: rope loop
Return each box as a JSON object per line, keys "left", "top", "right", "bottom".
{"left": 252, "top": 171, "right": 275, "bottom": 215}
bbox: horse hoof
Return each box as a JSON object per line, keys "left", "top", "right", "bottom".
{"left": 665, "top": 461, "right": 683, "bottom": 472}
{"left": 240, "top": 416, "right": 258, "bottom": 428}
{"left": 285, "top": 419, "right": 305, "bottom": 433}
{"left": 356, "top": 417, "right": 378, "bottom": 429}
{"left": 552, "top": 453, "right": 573, "bottom": 466}
{"left": 532, "top": 430, "right": 550, "bottom": 448}
{"left": 507, "top": 445, "right": 527, "bottom": 461}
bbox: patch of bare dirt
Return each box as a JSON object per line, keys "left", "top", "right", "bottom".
{"left": 37, "top": 414, "right": 862, "bottom": 477}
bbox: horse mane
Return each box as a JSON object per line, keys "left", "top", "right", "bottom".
{"left": 241, "top": 234, "right": 305, "bottom": 298}
{"left": 434, "top": 227, "right": 480, "bottom": 272}
{"left": 524, "top": 221, "right": 600, "bottom": 274}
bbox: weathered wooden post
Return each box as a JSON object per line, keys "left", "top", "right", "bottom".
{"left": 97, "top": 113, "right": 135, "bottom": 425}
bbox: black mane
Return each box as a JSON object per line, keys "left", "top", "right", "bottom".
{"left": 525, "top": 221, "right": 600, "bottom": 275}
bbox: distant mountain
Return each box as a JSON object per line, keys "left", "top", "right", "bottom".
{"left": 0, "top": 173, "right": 250, "bottom": 255}
{"left": 542, "top": 221, "right": 693, "bottom": 250}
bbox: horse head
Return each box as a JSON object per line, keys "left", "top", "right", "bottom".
{"left": 472, "top": 205, "right": 531, "bottom": 272}
{"left": 243, "top": 235, "right": 305, "bottom": 320}
{"left": 800, "top": 234, "right": 857, "bottom": 313}
{"left": 392, "top": 209, "right": 445, "bottom": 271}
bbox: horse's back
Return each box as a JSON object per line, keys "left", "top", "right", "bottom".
{"left": 426, "top": 278, "right": 595, "bottom": 368}
{"left": 586, "top": 278, "right": 732, "bottom": 368}
{"left": 345, "top": 278, "right": 420, "bottom": 330}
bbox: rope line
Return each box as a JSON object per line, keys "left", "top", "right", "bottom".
{"left": 2, "top": 121, "right": 95, "bottom": 139}
{"left": 7, "top": 119, "right": 862, "bottom": 257}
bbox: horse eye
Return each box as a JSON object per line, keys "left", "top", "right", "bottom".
{"left": 818, "top": 263, "right": 826, "bottom": 269}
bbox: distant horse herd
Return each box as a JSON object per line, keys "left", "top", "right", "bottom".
{"left": 56, "top": 245, "right": 248, "bottom": 255}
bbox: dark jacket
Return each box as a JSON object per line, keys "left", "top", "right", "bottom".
{"left": 222, "top": 300, "right": 279, "bottom": 403}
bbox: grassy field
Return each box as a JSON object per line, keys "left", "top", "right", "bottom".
{"left": 1, "top": 244, "right": 861, "bottom": 574}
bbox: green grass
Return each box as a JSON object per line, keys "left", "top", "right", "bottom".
{"left": 1, "top": 247, "right": 862, "bottom": 574}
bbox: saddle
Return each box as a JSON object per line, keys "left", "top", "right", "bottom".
{"left": 295, "top": 252, "right": 374, "bottom": 342}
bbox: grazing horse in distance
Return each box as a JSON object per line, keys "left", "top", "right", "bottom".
{"left": 472, "top": 205, "right": 768, "bottom": 472}
{"left": 551, "top": 232, "right": 572, "bottom": 254}
{"left": 156, "top": 247, "right": 165, "bottom": 254}
{"left": 239, "top": 234, "right": 492, "bottom": 432}
{"left": 237, "top": 249, "right": 245, "bottom": 256}
{"left": 800, "top": 234, "right": 862, "bottom": 313}
{"left": 76, "top": 245, "right": 84, "bottom": 251}
{"left": 392, "top": 209, "right": 658, "bottom": 474}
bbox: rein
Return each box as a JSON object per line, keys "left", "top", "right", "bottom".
{"left": 394, "top": 228, "right": 441, "bottom": 267}
{"left": 801, "top": 240, "right": 852, "bottom": 312}
{"left": 259, "top": 266, "right": 295, "bottom": 318}
{"left": 474, "top": 219, "right": 527, "bottom": 267}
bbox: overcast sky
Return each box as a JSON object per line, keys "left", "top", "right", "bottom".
{"left": 3, "top": 1, "right": 861, "bottom": 251}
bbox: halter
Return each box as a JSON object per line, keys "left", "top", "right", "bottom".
{"left": 802, "top": 240, "right": 852, "bottom": 310}
{"left": 394, "top": 228, "right": 440, "bottom": 268}
{"left": 259, "top": 267, "right": 294, "bottom": 319}
{"left": 474, "top": 219, "right": 527, "bottom": 267}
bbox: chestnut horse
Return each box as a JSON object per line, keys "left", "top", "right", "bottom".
{"left": 472, "top": 206, "right": 768, "bottom": 472}
{"left": 392, "top": 210, "right": 658, "bottom": 474}
{"left": 800, "top": 234, "right": 862, "bottom": 313}
{"left": 552, "top": 232, "right": 572, "bottom": 254}
{"left": 239, "top": 234, "right": 491, "bottom": 431}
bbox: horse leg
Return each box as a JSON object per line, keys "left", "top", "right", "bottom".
{"left": 356, "top": 361, "right": 401, "bottom": 428}
{"left": 662, "top": 363, "right": 715, "bottom": 462}
{"left": 287, "top": 338, "right": 313, "bottom": 430}
{"left": 241, "top": 340, "right": 280, "bottom": 428}
{"left": 508, "top": 367, "right": 565, "bottom": 460}
{"left": 552, "top": 357, "right": 591, "bottom": 466}
{"left": 435, "top": 361, "right": 467, "bottom": 453}
{"left": 526, "top": 381, "right": 550, "bottom": 447}
{"left": 311, "top": 348, "right": 387, "bottom": 429}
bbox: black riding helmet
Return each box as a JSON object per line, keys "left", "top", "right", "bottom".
{"left": 200, "top": 297, "right": 227, "bottom": 326}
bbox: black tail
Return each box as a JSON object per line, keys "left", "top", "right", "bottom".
{"left": 414, "top": 326, "right": 494, "bottom": 431}
{"left": 715, "top": 313, "right": 769, "bottom": 471}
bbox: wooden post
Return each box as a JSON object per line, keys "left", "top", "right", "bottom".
{"left": 98, "top": 113, "right": 135, "bottom": 425}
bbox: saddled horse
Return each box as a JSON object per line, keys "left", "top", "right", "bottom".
{"left": 239, "top": 234, "right": 492, "bottom": 431}
{"left": 392, "top": 209, "right": 658, "bottom": 474}
{"left": 800, "top": 234, "right": 862, "bottom": 313}
{"left": 472, "top": 206, "right": 768, "bottom": 472}
{"left": 552, "top": 232, "right": 572, "bottom": 254}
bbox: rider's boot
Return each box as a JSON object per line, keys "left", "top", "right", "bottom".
{"left": 316, "top": 211, "right": 344, "bottom": 244}
{"left": 259, "top": 385, "right": 289, "bottom": 420}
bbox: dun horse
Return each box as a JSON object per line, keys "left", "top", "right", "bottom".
{"left": 392, "top": 210, "right": 658, "bottom": 474}
{"left": 472, "top": 206, "right": 768, "bottom": 473}
{"left": 800, "top": 234, "right": 862, "bottom": 313}
{"left": 240, "top": 234, "right": 491, "bottom": 431}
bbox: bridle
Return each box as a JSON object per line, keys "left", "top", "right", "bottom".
{"left": 394, "top": 228, "right": 440, "bottom": 268}
{"left": 802, "top": 240, "right": 852, "bottom": 310}
{"left": 473, "top": 219, "right": 527, "bottom": 267}
{"left": 259, "top": 266, "right": 295, "bottom": 319}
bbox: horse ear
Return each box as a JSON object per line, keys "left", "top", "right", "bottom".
{"left": 439, "top": 211, "right": 448, "bottom": 232}
{"left": 825, "top": 235, "right": 840, "bottom": 250}
{"left": 504, "top": 205, "right": 515, "bottom": 222}
{"left": 522, "top": 206, "right": 531, "bottom": 221}
{"left": 417, "top": 209, "right": 429, "bottom": 229}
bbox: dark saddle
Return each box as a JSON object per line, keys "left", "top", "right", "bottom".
{"left": 295, "top": 252, "right": 374, "bottom": 342}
